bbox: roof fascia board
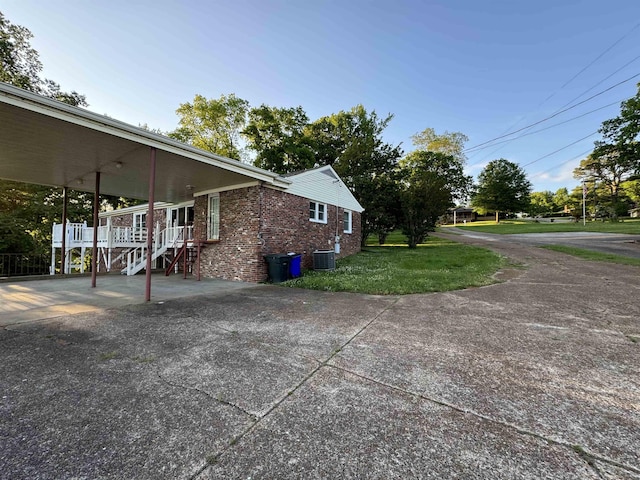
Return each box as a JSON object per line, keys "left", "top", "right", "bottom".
{"left": 195, "top": 181, "right": 260, "bottom": 197}
{"left": 0, "top": 84, "right": 291, "bottom": 188}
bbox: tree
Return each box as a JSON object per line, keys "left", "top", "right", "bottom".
{"left": 575, "top": 84, "right": 640, "bottom": 219}
{"left": 398, "top": 151, "right": 468, "bottom": 248}
{"left": 243, "top": 105, "right": 315, "bottom": 173}
{"left": 0, "top": 12, "right": 87, "bottom": 106}
{"left": 573, "top": 152, "right": 631, "bottom": 219}
{"left": 306, "top": 105, "right": 403, "bottom": 244}
{"left": 0, "top": 12, "right": 91, "bottom": 255}
{"left": 169, "top": 93, "right": 249, "bottom": 160}
{"left": 529, "top": 191, "right": 555, "bottom": 216}
{"left": 553, "top": 187, "right": 570, "bottom": 212}
{"left": 594, "top": 83, "right": 640, "bottom": 176}
{"left": 0, "top": 181, "right": 95, "bottom": 254}
{"left": 472, "top": 159, "right": 532, "bottom": 222}
{"left": 411, "top": 128, "right": 469, "bottom": 165}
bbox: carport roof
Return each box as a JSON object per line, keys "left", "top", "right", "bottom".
{"left": 0, "top": 82, "right": 290, "bottom": 203}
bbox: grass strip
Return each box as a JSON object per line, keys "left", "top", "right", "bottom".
{"left": 283, "top": 237, "right": 505, "bottom": 295}
{"left": 447, "top": 219, "right": 640, "bottom": 235}
{"left": 541, "top": 245, "right": 640, "bottom": 266}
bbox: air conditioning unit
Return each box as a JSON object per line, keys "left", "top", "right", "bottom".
{"left": 313, "top": 250, "right": 335, "bottom": 271}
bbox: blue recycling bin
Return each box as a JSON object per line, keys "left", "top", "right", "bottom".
{"left": 288, "top": 253, "right": 302, "bottom": 278}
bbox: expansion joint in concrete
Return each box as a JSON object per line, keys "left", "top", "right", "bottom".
{"left": 156, "top": 372, "right": 257, "bottom": 421}
{"left": 191, "top": 297, "right": 401, "bottom": 479}
{"left": 326, "top": 364, "right": 640, "bottom": 478}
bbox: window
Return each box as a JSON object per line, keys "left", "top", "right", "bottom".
{"left": 208, "top": 194, "right": 220, "bottom": 240}
{"left": 309, "top": 201, "right": 327, "bottom": 223}
{"left": 133, "top": 212, "right": 146, "bottom": 241}
{"left": 343, "top": 210, "right": 352, "bottom": 234}
{"left": 133, "top": 212, "right": 146, "bottom": 230}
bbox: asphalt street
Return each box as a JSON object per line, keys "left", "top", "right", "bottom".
{"left": 445, "top": 227, "right": 640, "bottom": 258}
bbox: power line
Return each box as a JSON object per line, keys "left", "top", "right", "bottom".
{"left": 551, "top": 54, "right": 640, "bottom": 113}
{"left": 464, "top": 72, "right": 640, "bottom": 152}
{"left": 465, "top": 100, "right": 621, "bottom": 154}
{"left": 529, "top": 147, "right": 593, "bottom": 180}
{"left": 521, "top": 131, "right": 598, "bottom": 168}
{"left": 470, "top": 22, "right": 640, "bottom": 160}
{"left": 539, "top": 22, "right": 640, "bottom": 106}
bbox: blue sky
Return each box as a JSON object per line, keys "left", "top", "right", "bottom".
{"left": 3, "top": 0, "right": 639, "bottom": 194}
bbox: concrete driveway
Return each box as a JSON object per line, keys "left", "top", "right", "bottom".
{"left": 1, "top": 237, "right": 639, "bottom": 479}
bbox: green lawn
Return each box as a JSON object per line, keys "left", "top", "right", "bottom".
{"left": 445, "top": 219, "right": 640, "bottom": 235}
{"left": 541, "top": 245, "right": 640, "bottom": 266}
{"left": 283, "top": 237, "right": 506, "bottom": 295}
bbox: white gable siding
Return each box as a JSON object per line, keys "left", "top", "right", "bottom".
{"left": 283, "top": 166, "right": 364, "bottom": 213}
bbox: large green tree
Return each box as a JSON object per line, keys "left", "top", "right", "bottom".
{"left": 528, "top": 190, "right": 555, "bottom": 216}
{"left": 243, "top": 104, "right": 315, "bottom": 173}
{"left": 306, "top": 105, "right": 403, "bottom": 244}
{"left": 170, "top": 93, "right": 249, "bottom": 160}
{"left": 574, "top": 85, "right": 640, "bottom": 219}
{"left": 0, "top": 11, "right": 86, "bottom": 105}
{"left": 593, "top": 83, "right": 640, "bottom": 176}
{"left": 573, "top": 152, "right": 631, "bottom": 219}
{"left": 553, "top": 187, "right": 570, "bottom": 212}
{"left": 399, "top": 151, "right": 471, "bottom": 248}
{"left": 411, "top": 128, "right": 469, "bottom": 165}
{"left": 0, "top": 182, "right": 94, "bottom": 254}
{"left": 472, "top": 159, "right": 532, "bottom": 222}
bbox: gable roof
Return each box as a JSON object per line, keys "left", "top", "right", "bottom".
{"left": 284, "top": 165, "right": 364, "bottom": 213}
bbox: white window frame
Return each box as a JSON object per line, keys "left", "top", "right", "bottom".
{"left": 207, "top": 193, "right": 220, "bottom": 240}
{"left": 133, "top": 212, "right": 146, "bottom": 230}
{"left": 133, "top": 211, "right": 146, "bottom": 241}
{"left": 309, "top": 201, "right": 327, "bottom": 224}
{"left": 343, "top": 210, "right": 352, "bottom": 234}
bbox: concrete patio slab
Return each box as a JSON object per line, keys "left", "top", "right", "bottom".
{"left": 0, "top": 274, "right": 256, "bottom": 326}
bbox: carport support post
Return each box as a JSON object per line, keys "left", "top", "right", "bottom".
{"left": 60, "top": 186, "right": 68, "bottom": 275}
{"left": 91, "top": 172, "right": 100, "bottom": 288}
{"left": 144, "top": 147, "right": 157, "bottom": 302}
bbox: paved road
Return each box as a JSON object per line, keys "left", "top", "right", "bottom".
{"left": 1, "top": 238, "right": 639, "bottom": 479}
{"left": 446, "top": 227, "right": 640, "bottom": 258}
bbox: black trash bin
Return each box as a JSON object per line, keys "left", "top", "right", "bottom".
{"left": 264, "top": 254, "right": 290, "bottom": 283}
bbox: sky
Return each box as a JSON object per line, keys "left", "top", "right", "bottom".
{"left": 3, "top": 0, "right": 640, "bottom": 194}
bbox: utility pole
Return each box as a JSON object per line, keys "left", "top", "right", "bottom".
{"left": 582, "top": 181, "right": 587, "bottom": 226}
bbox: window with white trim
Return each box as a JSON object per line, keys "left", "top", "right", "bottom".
{"left": 309, "top": 201, "right": 327, "bottom": 223}
{"left": 207, "top": 194, "right": 220, "bottom": 240}
{"left": 133, "top": 212, "right": 146, "bottom": 230}
{"left": 133, "top": 212, "right": 146, "bottom": 241}
{"left": 343, "top": 210, "right": 352, "bottom": 234}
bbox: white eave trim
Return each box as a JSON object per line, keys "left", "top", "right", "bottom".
{"left": 0, "top": 83, "right": 292, "bottom": 189}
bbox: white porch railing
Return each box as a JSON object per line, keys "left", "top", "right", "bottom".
{"left": 123, "top": 224, "right": 193, "bottom": 276}
{"left": 52, "top": 222, "right": 194, "bottom": 275}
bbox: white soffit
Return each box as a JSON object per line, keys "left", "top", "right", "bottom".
{"left": 0, "top": 83, "right": 290, "bottom": 203}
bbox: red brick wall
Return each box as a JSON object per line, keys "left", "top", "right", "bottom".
{"left": 194, "top": 185, "right": 361, "bottom": 282}
{"left": 195, "top": 188, "right": 264, "bottom": 282}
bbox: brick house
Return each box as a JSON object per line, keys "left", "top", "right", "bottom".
{"left": 194, "top": 166, "right": 362, "bottom": 282}
{"left": 1, "top": 83, "right": 363, "bottom": 295}
{"left": 52, "top": 166, "right": 363, "bottom": 282}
